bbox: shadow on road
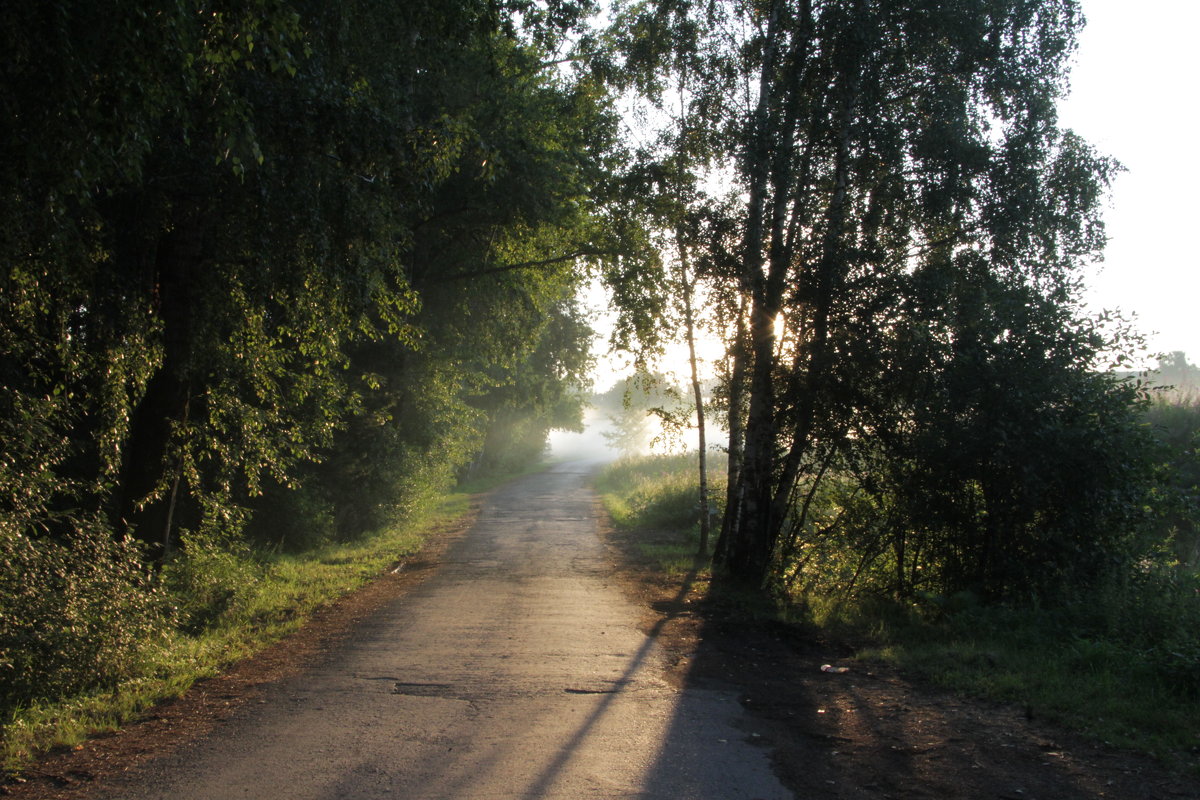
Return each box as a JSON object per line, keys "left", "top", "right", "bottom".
{"left": 521, "top": 569, "right": 707, "bottom": 798}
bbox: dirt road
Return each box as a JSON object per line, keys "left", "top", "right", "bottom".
{"left": 92, "top": 462, "right": 790, "bottom": 800}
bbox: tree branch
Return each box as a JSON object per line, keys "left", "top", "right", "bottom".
{"left": 428, "top": 250, "right": 612, "bottom": 284}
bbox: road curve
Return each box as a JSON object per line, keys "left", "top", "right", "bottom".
{"left": 101, "top": 462, "right": 792, "bottom": 800}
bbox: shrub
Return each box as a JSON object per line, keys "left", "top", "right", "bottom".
{"left": 0, "top": 521, "right": 167, "bottom": 717}
{"left": 1144, "top": 394, "right": 1200, "bottom": 566}
{"left": 161, "top": 526, "right": 263, "bottom": 635}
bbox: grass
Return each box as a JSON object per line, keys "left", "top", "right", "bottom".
{"left": 0, "top": 478, "right": 495, "bottom": 775}
{"left": 844, "top": 592, "right": 1200, "bottom": 763}
{"left": 594, "top": 453, "right": 720, "bottom": 575}
{"left": 596, "top": 454, "right": 1200, "bottom": 769}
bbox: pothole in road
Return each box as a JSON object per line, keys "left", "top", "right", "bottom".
{"left": 562, "top": 679, "right": 634, "bottom": 695}
{"left": 387, "top": 679, "right": 645, "bottom": 701}
{"left": 391, "top": 682, "right": 456, "bottom": 697}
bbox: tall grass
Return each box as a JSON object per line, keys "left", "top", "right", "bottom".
{"left": 595, "top": 453, "right": 724, "bottom": 574}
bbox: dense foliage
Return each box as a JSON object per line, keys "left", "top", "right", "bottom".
{"left": 1, "top": 0, "right": 617, "bottom": 718}
{"left": 605, "top": 0, "right": 1166, "bottom": 603}
{"left": 597, "top": 452, "right": 1200, "bottom": 760}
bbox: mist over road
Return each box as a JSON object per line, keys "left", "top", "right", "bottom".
{"left": 100, "top": 462, "right": 790, "bottom": 800}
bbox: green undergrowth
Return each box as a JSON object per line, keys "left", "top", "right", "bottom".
{"left": 0, "top": 487, "right": 482, "bottom": 776}
{"left": 597, "top": 455, "right": 1200, "bottom": 770}
{"left": 831, "top": 578, "right": 1200, "bottom": 766}
{"left": 594, "top": 454, "right": 721, "bottom": 576}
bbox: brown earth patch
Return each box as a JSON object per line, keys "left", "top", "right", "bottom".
{"left": 595, "top": 503, "right": 1199, "bottom": 800}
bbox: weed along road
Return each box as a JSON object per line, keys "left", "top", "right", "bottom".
{"left": 100, "top": 462, "right": 792, "bottom": 800}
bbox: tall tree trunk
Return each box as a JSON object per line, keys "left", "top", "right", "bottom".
{"left": 714, "top": 293, "right": 747, "bottom": 566}
{"left": 723, "top": 0, "right": 812, "bottom": 587}
{"left": 727, "top": 289, "right": 785, "bottom": 582}
{"left": 718, "top": 0, "right": 784, "bottom": 584}
{"left": 116, "top": 213, "right": 206, "bottom": 561}
{"left": 677, "top": 240, "right": 710, "bottom": 560}
{"left": 767, "top": 79, "right": 855, "bottom": 528}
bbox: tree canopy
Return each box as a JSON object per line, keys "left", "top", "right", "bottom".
{"left": 605, "top": 0, "right": 1153, "bottom": 598}
{"left": 0, "top": 0, "right": 628, "bottom": 710}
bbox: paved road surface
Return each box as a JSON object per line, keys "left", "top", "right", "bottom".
{"left": 103, "top": 463, "right": 792, "bottom": 800}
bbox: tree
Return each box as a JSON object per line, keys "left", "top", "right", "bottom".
{"left": 847, "top": 273, "right": 1158, "bottom": 600}
{"left": 592, "top": 374, "right": 657, "bottom": 456}
{"left": 612, "top": 0, "right": 1122, "bottom": 590}
{"left": 1, "top": 0, "right": 616, "bottom": 551}
{"left": 0, "top": 0, "right": 620, "bottom": 710}
{"left": 1152, "top": 352, "right": 1200, "bottom": 397}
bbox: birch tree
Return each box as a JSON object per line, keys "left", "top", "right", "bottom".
{"left": 614, "top": 0, "right": 1119, "bottom": 589}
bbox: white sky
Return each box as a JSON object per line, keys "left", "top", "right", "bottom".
{"left": 1061, "top": 0, "right": 1200, "bottom": 365}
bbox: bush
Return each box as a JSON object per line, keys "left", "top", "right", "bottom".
{"left": 1144, "top": 394, "right": 1200, "bottom": 566}
{"left": 245, "top": 479, "right": 337, "bottom": 553}
{"left": 0, "top": 521, "right": 167, "bottom": 717}
{"left": 161, "top": 527, "right": 264, "bottom": 634}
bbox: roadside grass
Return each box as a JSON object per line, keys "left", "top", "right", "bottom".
{"left": 596, "top": 454, "right": 1200, "bottom": 769}
{"left": 837, "top": 584, "right": 1200, "bottom": 764}
{"left": 0, "top": 476, "right": 503, "bottom": 776}
{"left": 594, "top": 454, "right": 718, "bottom": 576}
{"left": 863, "top": 634, "right": 1194, "bottom": 754}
